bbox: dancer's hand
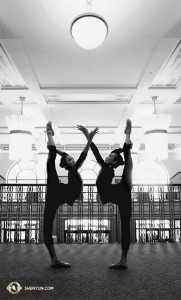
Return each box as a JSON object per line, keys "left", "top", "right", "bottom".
{"left": 77, "top": 125, "right": 89, "bottom": 139}
{"left": 88, "top": 127, "right": 99, "bottom": 141}
{"left": 82, "top": 127, "right": 99, "bottom": 155}
{"left": 127, "top": 140, "right": 133, "bottom": 148}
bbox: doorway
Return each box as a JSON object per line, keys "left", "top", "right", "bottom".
{"left": 65, "top": 231, "right": 109, "bottom": 243}
{"left": 146, "top": 229, "right": 170, "bottom": 242}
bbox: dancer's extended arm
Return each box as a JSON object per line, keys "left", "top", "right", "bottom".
{"left": 77, "top": 125, "right": 104, "bottom": 166}
{"left": 56, "top": 127, "right": 98, "bottom": 157}
{"left": 75, "top": 127, "right": 99, "bottom": 169}
{"left": 82, "top": 127, "right": 99, "bottom": 155}
{"left": 56, "top": 149, "right": 64, "bottom": 156}
{"left": 90, "top": 142, "right": 104, "bottom": 165}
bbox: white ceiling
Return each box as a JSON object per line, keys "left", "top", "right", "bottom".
{"left": 0, "top": 0, "right": 181, "bottom": 154}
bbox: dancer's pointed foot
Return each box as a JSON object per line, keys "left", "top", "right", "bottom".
{"left": 124, "top": 119, "right": 132, "bottom": 134}
{"left": 109, "top": 261, "right": 128, "bottom": 269}
{"left": 51, "top": 260, "right": 71, "bottom": 268}
{"left": 46, "top": 121, "right": 54, "bottom": 136}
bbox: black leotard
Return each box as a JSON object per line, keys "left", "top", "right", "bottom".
{"left": 90, "top": 142, "right": 132, "bottom": 205}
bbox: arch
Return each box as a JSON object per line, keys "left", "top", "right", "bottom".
{"left": 6, "top": 160, "right": 46, "bottom": 184}
{"left": 78, "top": 160, "right": 100, "bottom": 184}
{"left": 17, "top": 169, "right": 37, "bottom": 184}
{"left": 134, "top": 160, "right": 169, "bottom": 184}
{"left": 137, "top": 168, "right": 159, "bottom": 184}
{"left": 79, "top": 169, "right": 97, "bottom": 184}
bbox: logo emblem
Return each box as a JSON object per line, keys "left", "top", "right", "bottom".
{"left": 7, "top": 282, "right": 22, "bottom": 294}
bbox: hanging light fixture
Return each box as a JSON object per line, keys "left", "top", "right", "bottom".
{"left": 5, "top": 97, "right": 35, "bottom": 161}
{"left": 140, "top": 96, "right": 173, "bottom": 160}
{"left": 70, "top": 0, "right": 108, "bottom": 50}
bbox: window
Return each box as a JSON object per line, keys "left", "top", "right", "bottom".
{"left": 133, "top": 160, "right": 169, "bottom": 184}
{"left": 6, "top": 160, "right": 46, "bottom": 184}
{"left": 78, "top": 160, "right": 101, "bottom": 184}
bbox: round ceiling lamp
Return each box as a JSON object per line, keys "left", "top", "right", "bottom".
{"left": 70, "top": 1, "right": 108, "bottom": 50}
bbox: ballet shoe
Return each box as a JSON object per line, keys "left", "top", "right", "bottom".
{"left": 46, "top": 121, "right": 54, "bottom": 136}
{"left": 109, "top": 262, "right": 128, "bottom": 269}
{"left": 51, "top": 261, "right": 71, "bottom": 268}
{"left": 124, "top": 119, "right": 132, "bottom": 134}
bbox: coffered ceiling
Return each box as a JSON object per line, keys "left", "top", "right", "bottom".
{"left": 0, "top": 0, "right": 181, "bottom": 154}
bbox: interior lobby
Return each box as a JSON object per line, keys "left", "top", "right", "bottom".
{"left": 0, "top": 0, "right": 181, "bottom": 299}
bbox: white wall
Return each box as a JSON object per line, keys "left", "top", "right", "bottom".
{"left": 0, "top": 153, "right": 19, "bottom": 179}
{"left": 1, "top": 150, "right": 181, "bottom": 183}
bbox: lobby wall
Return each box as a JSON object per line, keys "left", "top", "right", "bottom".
{"left": 0, "top": 151, "right": 181, "bottom": 183}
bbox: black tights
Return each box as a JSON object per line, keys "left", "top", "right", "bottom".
{"left": 43, "top": 146, "right": 67, "bottom": 247}
{"left": 101, "top": 143, "right": 132, "bottom": 250}
{"left": 118, "top": 205, "right": 131, "bottom": 250}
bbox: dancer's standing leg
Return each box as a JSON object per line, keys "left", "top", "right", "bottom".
{"left": 44, "top": 122, "right": 70, "bottom": 268}
{"left": 120, "top": 121, "right": 132, "bottom": 267}
{"left": 110, "top": 120, "right": 132, "bottom": 269}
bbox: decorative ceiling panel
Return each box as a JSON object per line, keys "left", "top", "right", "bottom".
{"left": 0, "top": 43, "right": 27, "bottom": 88}
{"left": 174, "top": 97, "right": 181, "bottom": 103}
{"left": 12, "top": 99, "right": 37, "bottom": 105}
{"left": 44, "top": 94, "right": 132, "bottom": 103}
{"left": 151, "top": 40, "right": 181, "bottom": 87}
{"left": 140, "top": 98, "right": 165, "bottom": 104}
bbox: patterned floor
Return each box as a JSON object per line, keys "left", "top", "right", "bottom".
{"left": 0, "top": 243, "right": 181, "bottom": 300}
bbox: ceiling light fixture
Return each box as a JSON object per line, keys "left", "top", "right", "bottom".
{"left": 140, "top": 96, "right": 173, "bottom": 161}
{"left": 5, "top": 97, "right": 34, "bottom": 161}
{"left": 70, "top": 0, "right": 108, "bottom": 50}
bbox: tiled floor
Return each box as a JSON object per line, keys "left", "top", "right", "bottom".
{"left": 0, "top": 243, "right": 181, "bottom": 300}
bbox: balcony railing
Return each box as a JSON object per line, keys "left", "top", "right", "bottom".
{"left": 0, "top": 184, "right": 181, "bottom": 244}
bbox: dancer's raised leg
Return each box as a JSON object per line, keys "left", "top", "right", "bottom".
{"left": 44, "top": 121, "right": 70, "bottom": 268}
{"left": 109, "top": 120, "right": 132, "bottom": 269}
{"left": 120, "top": 120, "right": 132, "bottom": 267}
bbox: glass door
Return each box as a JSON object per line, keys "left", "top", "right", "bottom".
{"left": 146, "top": 229, "right": 159, "bottom": 242}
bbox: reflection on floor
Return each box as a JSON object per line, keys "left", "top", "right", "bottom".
{"left": 0, "top": 243, "right": 181, "bottom": 300}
